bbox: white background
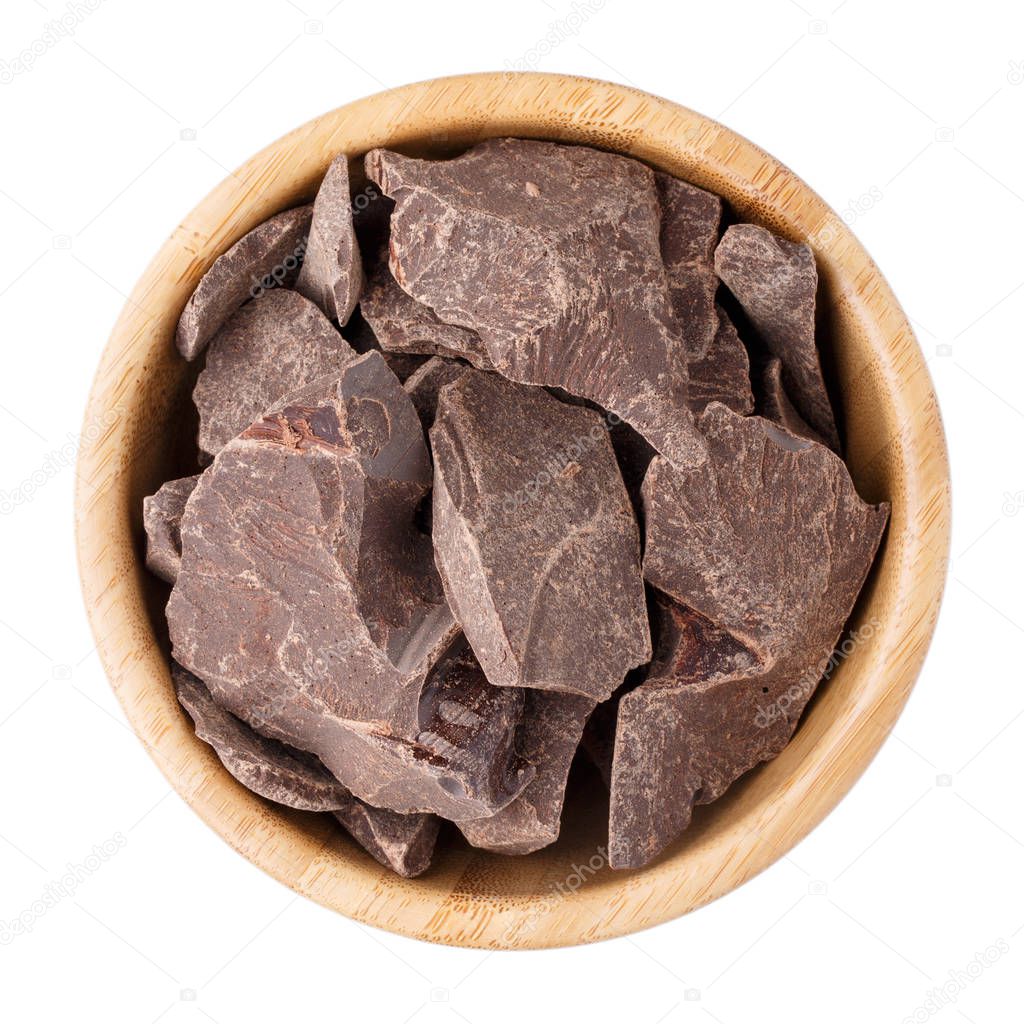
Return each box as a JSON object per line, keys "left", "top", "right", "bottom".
{"left": 1, "top": 0, "right": 1021, "bottom": 1021}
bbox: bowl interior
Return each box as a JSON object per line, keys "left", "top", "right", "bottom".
{"left": 75, "top": 73, "right": 950, "bottom": 949}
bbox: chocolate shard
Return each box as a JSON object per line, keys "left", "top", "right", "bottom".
{"left": 643, "top": 403, "right": 887, "bottom": 667}
{"left": 459, "top": 691, "right": 595, "bottom": 855}
{"left": 580, "top": 696, "right": 617, "bottom": 788}
{"left": 193, "top": 289, "right": 358, "bottom": 457}
{"left": 171, "top": 661, "right": 350, "bottom": 811}
{"left": 361, "top": 242, "right": 494, "bottom": 369}
{"left": 332, "top": 805, "right": 439, "bottom": 878}
{"left": 366, "top": 139, "right": 706, "bottom": 467}
{"left": 404, "top": 356, "right": 470, "bottom": 429}
{"left": 143, "top": 474, "right": 200, "bottom": 584}
{"left": 295, "top": 153, "right": 364, "bottom": 325}
{"left": 167, "top": 351, "right": 530, "bottom": 819}
{"left": 176, "top": 205, "right": 312, "bottom": 360}
{"left": 656, "top": 171, "right": 722, "bottom": 360}
{"left": 686, "top": 307, "right": 754, "bottom": 416}
{"left": 714, "top": 224, "right": 839, "bottom": 449}
{"left": 608, "top": 406, "right": 889, "bottom": 868}
{"left": 431, "top": 370, "right": 651, "bottom": 701}
{"left": 759, "top": 357, "right": 828, "bottom": 446}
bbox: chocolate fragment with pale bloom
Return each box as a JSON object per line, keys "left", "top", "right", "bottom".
{"left": 759, "top": 357, "right": 828, "bottom": 446}
{"left": 459, "top": 691, "right": 595, "bottom": 855}
{"left": 143, "top": 474, "right": 200, "bottom": 584}
{"left": 193, "top": 289, "right": 357, "bottom": 457}
{"left": 404, "top": 356, "right": 470, "bottom": 429}
{"left": 656, "top": 171, "right": 722, "bottom": 360}
{"left": 176, "top": 205, "right": 312, "bottom": 360}
{"left": 431, "top": 370, "right": 651, "bottom": 702}
{"left": 167, "top": 352, "right": 529, "bottom": 819}
{"left": 607, "top": 406, "right": 888, "bottom": 868}
{"left": 332, "top": 804, "right": 440, "bottom": 878}
{"left": 685, "top": 307, "right": 754, "bottom": 416}
{"left": 295, "top": 153, "right": 364, "bottom": 325}
{"left": 714, "top": 224, "right": 839, "bottom": 449}
{"left": 367, "top": 139, "right": 705, "bottom": 467}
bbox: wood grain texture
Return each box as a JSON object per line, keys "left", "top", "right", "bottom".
{"left": 74, "top": 72, "right": 950, "bottom": 949}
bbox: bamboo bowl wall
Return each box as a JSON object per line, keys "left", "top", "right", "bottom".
{"left": 74, "top": 72, "right": 950, "bottom": 949}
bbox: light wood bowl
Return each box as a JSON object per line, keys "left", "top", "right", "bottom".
{"left": 74, "top": 72, "right": 950, "bottom": 948}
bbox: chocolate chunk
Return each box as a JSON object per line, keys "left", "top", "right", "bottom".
{"left": 656, "top": 172, "right": 722, "bottom": 359}
{"left": 143, "top": 474, "right": 200, "bottom": 584}
{"left": 366, "top": 139, "right": 705, "bottom": 466}
{"left": 404, "top": 356, "right": 470, "bottom": 428}
{"left": 295, "top": 153, "right": 364, "bottom": 324}
{"left": 361, "top": 243, "right": 494, "bottom": 368}
{"left": 176, "top": 205, "right": 312, "bottom": 360}
{"left": 431, "top": 370, "right": 651, "bottom": 701}
{"left": 193, "top": 289, "right": 357, "bottom": 457}
{"left": 608, "top": 406, "right": 889, "bottom": 868}
{"left": 714, "top": 224, "right": 839, "bottom": 449}
{"left": 167, "top": 352, "right": 529, "bottom": 819}
{"left": 172, "top": 660, "right": 350, "bottom": 811}
{"left": 686, "top": 307, "right": 754, "bottom": 416}
{"left": 459, "top": 691, "right": 594, "bottom": 854}
{"left": 759, "top": 357, "right": 828, "bottom": 446}
{"left": 332, "top": 805, "right": 439, "bottom": 878}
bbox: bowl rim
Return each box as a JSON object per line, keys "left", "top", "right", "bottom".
{"left": 74, "top": 71, "right": 951, "bottom": 949}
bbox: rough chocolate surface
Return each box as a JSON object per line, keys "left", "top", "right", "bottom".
{"left": 656, "top": 172, "right": 722, "bottom": 360}
{"left": 143, "top": 474, "right": 200, "bottom": 584}
{"left": 295, "top": 153, "right": 364, "bottom": 324}
{"left": 431, "top": 370, "right": 651, "bottom": 701}
{"left": 193, "top": 289, "right": 357, "bottom": 457}
{"left": 404, "top": 356, "right": 470, "bottom": 429}
{"left": 608, "top": 406, "right": 889, "bottom": 868}
{"left": 333, "top": 805, "right": 439, "bottom": 878}
{"left": 172, "top": 661, "right": 350, "bottom": 811}
{"left": 759, "top": 357, "right": 827, "bottom": 446}
{"left": 176, "top": 205, "right": 312, "bottom": 361}
{"left": 686, "top": 307, "right": 754, "bottom": 416}
{"left": 168, "top": 352, "right": 529, "bottom": 819}
{"left": 366, "top": 139, "right": 705, "bottom": 467}
{"left": 459, "top": 691, "right": 594, "bottom": 855}
{"left": 361, "top": 243, "right": 494, "bottom": 368}
{"left": 714, "top": 224, "right": 839, "bottom": 449}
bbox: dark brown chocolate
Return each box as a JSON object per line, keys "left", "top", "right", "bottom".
{"left": 656, "top": 171, "right": 722, "bottom": 360}
{"left": 295, "top": 153, "right": 364, "bottom": 325}
{"left": 176, "top": 205, "right": 312, "bottom": 361}
{"left": 143, "top": 474, "right": 200, "bottom": 584}
{"left": 403, "top": 356, "right": 470, "bottom": 429}
{"left": 167, "top": 352, "right": 529, "bottom": 819}
{"left": 431, "top": 370, "right": 651, "bottom": 701}
{"left": 686, "top": 307, "right": 754, "bottom": 416}
{"left": 714, "top": 224, "right": 839, "bottom": 449}
{"left": 366, "top": 139, "right": 705, "bottom": 467}
{"left": 332, "top": 805, "right": 439, "bottom": 878}
{"left": 459, "top": 691, "right": 594, "bottom": 854}
{"left": 759, "top": 357, "right": 827, "bottom": 446}
{"left": 193, "top": 289, "right": 357, "bottom": 457}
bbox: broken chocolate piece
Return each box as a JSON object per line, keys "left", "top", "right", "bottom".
{"left": 176, "top": 205, "right": 312, "bottom": 360}
{"left": 759, "top": 357, "right": 828, "bottom": 446}
{"left": 295, "top": 153, "right": 364, "bottom": 325}
{"left": 608, "top": 406, "right": 889, "bottom": 868}
{"left": 714, "top": 224, "right": 839, "bottom": 449}
{"left": 172, "top": 661, "right": 350, "bottom": 811}
{"left": 656, "top": 171, "right": 722, "bottom": 360}
{"left": 361, "top": 242, "right": 494, "bottom": 368}
{"left": 686, "top": 307, "right": 754, "bottom": 416}
{"left": 404, "top": 356, "right": 470, "bottom": 428}
{"left": 167, "top": 352, "right": 529, "bottom": 819}
{"left": 431, "top": 370, "right": 651, "bottom": 701}
{"left": 143, "top": 474, "right": 199, "bottom": 584}
{"left": 366, "top": 139, "right": 705, "bottom": 466}
{"left": 193, "top": 289, "right": 357, "bottom": 457}
{"left": 333, "top": 805, "right": 439, "bottom": 878}
{"left": 459, "top": 691, "right": 594, "bottom": 855}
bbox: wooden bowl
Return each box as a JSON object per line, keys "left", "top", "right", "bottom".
{"left": 74, "top": 72, "right": 950, "bottom": 948}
